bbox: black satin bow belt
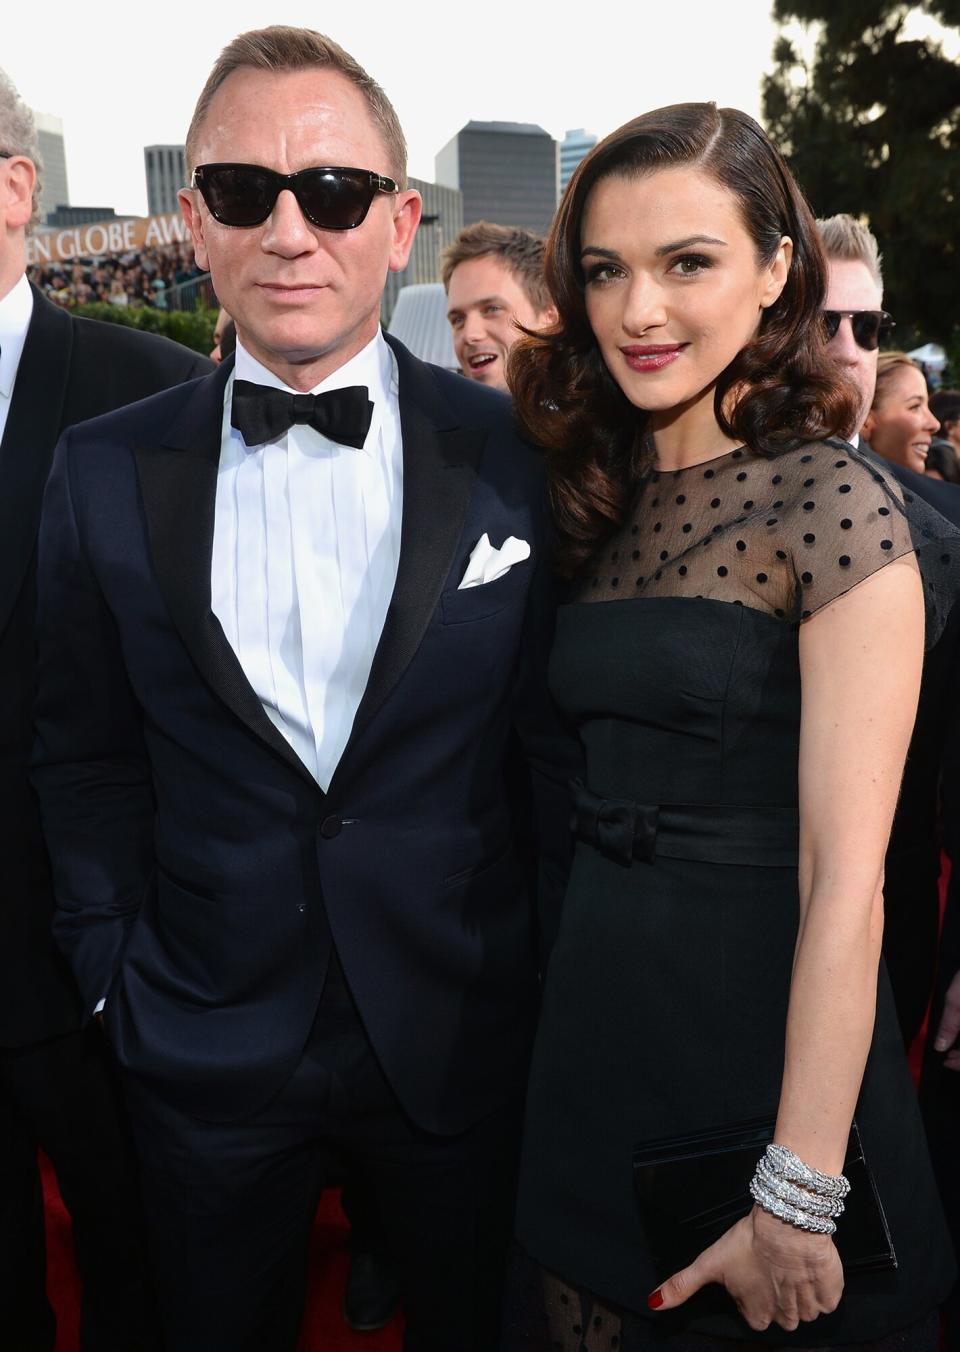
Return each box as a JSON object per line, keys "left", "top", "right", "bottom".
{"left": 569, "top": 779, "right": 799, "bottom": 869}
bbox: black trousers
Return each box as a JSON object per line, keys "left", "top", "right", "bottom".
{"left": 0, "top": 1025, "right": 158, "bottom": 1352}
{"left": 121, "top": 973, "right": 522, "bottom": 1352}
{"left": 920, "top": 887, "right": 960, "bottom": 1351}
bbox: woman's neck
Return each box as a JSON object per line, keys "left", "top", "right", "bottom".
{"left": 648, "top": 387, "right": 741, "bottom": 471}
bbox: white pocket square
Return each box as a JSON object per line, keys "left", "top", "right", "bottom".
{"left": 458, "top": 533, "right": 531, "bottom": 589}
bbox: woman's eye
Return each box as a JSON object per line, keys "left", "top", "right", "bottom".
{"left": 584, "top": 262, "right": 622, "bottom": 285}
{"left": 670, "top": 253, "right": 711, "bottom": 276}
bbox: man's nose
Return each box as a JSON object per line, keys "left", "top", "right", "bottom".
{"left": 260, "top": 189, "right": 318, "bottom": 256}
{"left": 462, "top": 312, "right": 486, "bottom": 343}
{"left": 824, "top": 316, "right": 861, "bottom": 365}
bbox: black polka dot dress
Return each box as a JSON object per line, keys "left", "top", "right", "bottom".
{"left": 514, "top": 440, "right": 957, "bottom": 1344}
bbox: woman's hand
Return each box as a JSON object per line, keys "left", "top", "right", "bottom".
{"left": 649, "top": 1206, "right": 843, "bottom": 1331}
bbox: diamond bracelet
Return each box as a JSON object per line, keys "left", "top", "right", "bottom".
{"left": 754, "top": 1157, "right": 846, "bottom": 1219}
{"left": 763, "top": 1143, "right": 851, "bottom": 1201}
{"left": 749, "top": 1176, "right": 837, "bottom": 1235}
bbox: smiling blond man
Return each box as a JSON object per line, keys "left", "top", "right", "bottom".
{"left": 443, "top": 221, "right": 557, "bottom": 392}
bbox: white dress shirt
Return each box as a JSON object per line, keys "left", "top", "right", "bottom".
{"left": 211, "top": 331, "right": 403, "bottom": 791}
{"left": 0, "top": 273, "right": 34, "bottom": 445}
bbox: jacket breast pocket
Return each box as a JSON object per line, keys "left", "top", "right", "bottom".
{"left": 440, "top": 561, "right": 531, "bottom": 625}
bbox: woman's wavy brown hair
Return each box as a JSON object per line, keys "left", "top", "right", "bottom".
{"left": 508, "top": 102, "right": 859, "bottom": 578}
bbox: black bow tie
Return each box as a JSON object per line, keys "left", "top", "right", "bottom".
{"left": 231, "top": 379, "right": 374, "bottom": 450}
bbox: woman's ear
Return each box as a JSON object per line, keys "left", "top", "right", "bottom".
{"left": 760, "top": 236, "right": 793, "bottom": 310}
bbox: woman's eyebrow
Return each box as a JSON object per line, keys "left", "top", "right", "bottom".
{"left": 655, "top": 234, "right": 727, "bottom": 255}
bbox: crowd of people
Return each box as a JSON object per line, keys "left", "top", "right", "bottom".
{"left": 26, "top": 240, "right": 206, "bottom": 309}
{"left": 0, "top": 21, "right": 959, "bottom": 1352}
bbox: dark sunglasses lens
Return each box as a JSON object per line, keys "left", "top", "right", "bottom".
{"left": 203, "top": 167, "right": 276, "bottom": 226}
{"left": 822, "top": 311, "right": 842, "bottom": 340}
{"left": 298, "top": 170, "right": 374, "bottom": 228}
{"left": 851, "top": 312, "right": 883, "bottom": 350}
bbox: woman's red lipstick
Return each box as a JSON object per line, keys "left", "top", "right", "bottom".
{"left": 620, "top": 343, "right": 686, "bottom": 371}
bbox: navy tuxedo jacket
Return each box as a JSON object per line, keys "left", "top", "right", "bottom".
{"left": 32, "top": 336, "right": 575, "bottom": 1132}
{"left": 0, "top": 285, "right": 210, "bottom": 1048}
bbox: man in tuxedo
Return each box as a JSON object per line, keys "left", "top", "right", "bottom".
{"left": 0, "top": 71, "right": 211, "bottom": 1350}
{"left": 31, "top": 26, "right": 571, "bottom": 1352}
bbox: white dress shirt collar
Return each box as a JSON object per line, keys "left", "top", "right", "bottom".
{"left": 232, "top": 329, "right": 394, "bottom": 457}
{"left": 0, "top": 272, "right": 34, "bottom": 403}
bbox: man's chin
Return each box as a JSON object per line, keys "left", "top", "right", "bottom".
{"left": 464, "top": 361, "right": 507, "bottom": 392}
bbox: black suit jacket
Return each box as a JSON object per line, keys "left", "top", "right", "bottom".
{"left": 858, "top": 444, "right": 960, "bottom": 1037}
{"left": 31, "top": 337, "right": 575, "bottom": 1132}
{"left": 0, "top": 285, "right": 211, "bottom": 1048}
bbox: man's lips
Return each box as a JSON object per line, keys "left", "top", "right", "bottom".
{"left": 467, "top": 353, "right": 498, "bottom": 371}
{"left": 620, "top": 343, "right": 687, "bottom": 371}
{"left": 257, "top": 282, "right": 326, "bottom": 300}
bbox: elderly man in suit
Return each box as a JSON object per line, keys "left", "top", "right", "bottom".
{"left": 31, "top": 26, "right": 572, "bottom": 1352}
{"left": 0, "top": 70, "right": 211, "bottom": 1351}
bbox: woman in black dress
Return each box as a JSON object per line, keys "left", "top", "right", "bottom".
{"left": 506, "top": 104, "right": 955, "bottom": 1347}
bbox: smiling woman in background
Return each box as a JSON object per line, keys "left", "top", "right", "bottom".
{"left": 504, "top": 102, "right": 956, "bottom": 1350}
{"left": 861, "top": 351, "right": 940, "bottom": 472}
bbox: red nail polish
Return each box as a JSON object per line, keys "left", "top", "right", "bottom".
{"left": 648, "top": 1288, "right": 664, "bottom": 1310}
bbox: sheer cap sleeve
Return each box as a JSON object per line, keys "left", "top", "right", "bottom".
{"left": 779, "top": 440, "right": 960, "bottom": 647}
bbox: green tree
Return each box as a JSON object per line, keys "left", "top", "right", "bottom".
{"left": 763, "top": 1, "right": 960, "bottom": 353}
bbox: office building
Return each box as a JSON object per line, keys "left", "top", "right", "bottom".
{"left": 33, "top": 112, "right": 69, "bottom": 224}
{"left": 435, "top": 121, "right": 557, "bottom": 235}
{"left": 45, "top": 205, "right": 117, "bottom": 227}
{"left": 559, "top": 128, "right": 597, "bottom": 196}
{"left": 381, "top": 176, "right": 463, "bottom": 327}
{"left": 145, "top": 145, "right": 187, "bottom": 216}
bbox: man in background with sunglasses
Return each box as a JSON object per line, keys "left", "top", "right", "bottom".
{"left": 819, "top": 215, "right": 960, "bottom": 1337}
{"left": 31, "top": 24, "right": 572, "bottom": 1352}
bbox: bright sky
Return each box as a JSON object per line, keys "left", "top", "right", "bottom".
{"left": 4, "top": 0, "right": 779, "bottom": 218}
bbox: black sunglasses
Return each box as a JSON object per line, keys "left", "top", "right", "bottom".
{"left": 821, "top": 309, "right": 895, "bottom": 352}
{"left": 191, "top": 163, "right": 399, "bottom": 230}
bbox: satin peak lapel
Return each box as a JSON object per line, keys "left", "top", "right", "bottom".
{"left": 133, "top": 361, "right": 317, "bottom": 788}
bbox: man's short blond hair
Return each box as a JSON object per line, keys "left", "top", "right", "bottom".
{"left": 185, "top": 26, "right": 407, "bottom": 187}
{"left": 441, "top": 221, "right": 551, "bottom": 314}
{"left": 816, "top": 213, "right": 884, "bottom": 293}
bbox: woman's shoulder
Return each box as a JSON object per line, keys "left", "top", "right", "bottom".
{"left": 765, "top": 439, "right": 959, "bottom": 639}
{"left": 757, "top": 438, "right": 908, "bottom": 508}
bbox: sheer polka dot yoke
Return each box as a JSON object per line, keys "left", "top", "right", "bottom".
{"left": 581, "top": 439, "right": 958, "bottom": 643}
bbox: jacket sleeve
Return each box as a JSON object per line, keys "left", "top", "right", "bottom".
{"left": 510, "top": 451, "right": 582, "bottom": 967}
{"left": 30, "top": 429, "right": 155, "bottom": 1015}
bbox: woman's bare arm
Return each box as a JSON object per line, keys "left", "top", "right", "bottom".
{"left": 654, "top": 557, "right": 924, "bottom": 1327}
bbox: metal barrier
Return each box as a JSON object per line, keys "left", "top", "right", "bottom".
{"left": 161, "top": 272, "right": 217, "bottom": 311}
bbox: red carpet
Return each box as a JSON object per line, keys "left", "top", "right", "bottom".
{"left": 41, "top": 1156, "right": 403, "bottom": 1352}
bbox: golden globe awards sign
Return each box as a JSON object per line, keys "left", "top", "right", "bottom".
{"left": 27, "top": 211, "right": 191, "bottom": 265}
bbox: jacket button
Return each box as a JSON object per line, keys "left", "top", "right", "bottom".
{"left": 320, "top": 815, "right": 342, "bottom": 839}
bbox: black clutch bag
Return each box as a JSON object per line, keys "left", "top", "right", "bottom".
{"left": 633, "top": 1116, "right": 896, "bottom": 1280}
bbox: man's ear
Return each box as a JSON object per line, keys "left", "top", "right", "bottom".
{"left": 0, "top": 155, "right": 37, "bottom": 232}
{"left": 388, "top": 189, "right": 422, "bottom": 274}
{"left": 178, "top": 187, "right": 209, "bottom": 271}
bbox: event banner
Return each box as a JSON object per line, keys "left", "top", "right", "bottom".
{"left": 27, "top": 211, "right": 191, "bottom": 265}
